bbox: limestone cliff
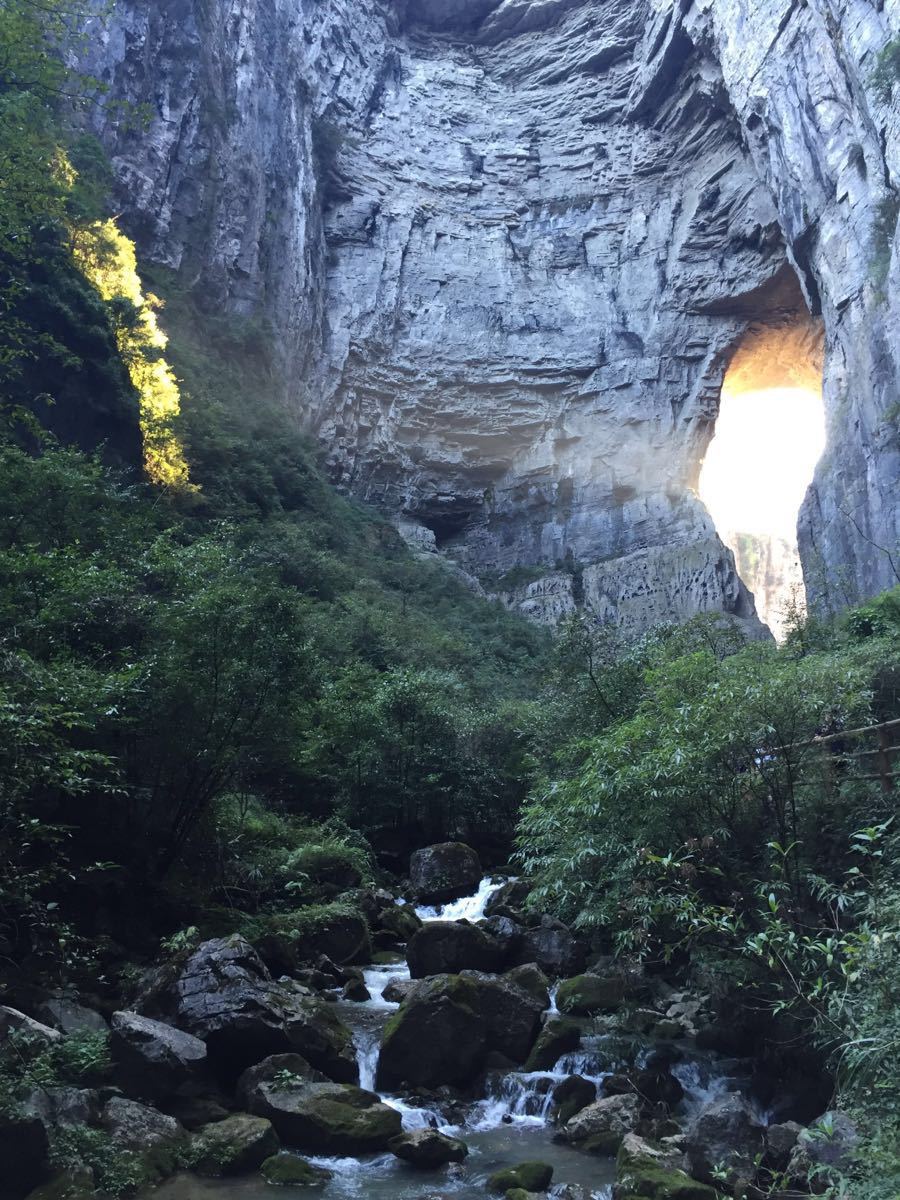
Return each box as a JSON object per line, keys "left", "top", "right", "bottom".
{"left": 75, "top": 0, "right": 900, "bottom": 633}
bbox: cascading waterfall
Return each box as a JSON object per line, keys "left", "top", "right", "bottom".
{"left": 414, "top": 875, "right": 506, "bottom": 922}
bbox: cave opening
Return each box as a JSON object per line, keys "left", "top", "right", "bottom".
{"left": 699, "top": 319, "right": 825, "bottom": 641}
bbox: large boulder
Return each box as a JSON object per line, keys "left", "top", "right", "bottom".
{"left": 100, "top": 1096, "right": 184, "bottom": 1150}
{"left": 504, "top": 962, "right": 550, "bottom": 1006}
{"left": 556, "top": 973, "right": 627, "bottom": 1015}
{"left": 685, "top": 1093, "right": 763, "bottom": 1190}
{"left": 244, "top": 1078, "right": 401, "bottom": 1154}
{"left": 388, "top": 1128, "right": 468, "bottom": 1168}
{"left": 460, "top": 971, "right": 545, "bottom": 1062}
{"left": 524, "top": 1016, "right": 581, "bottom": 1071}
{"left": 0, "top": 1114, "right": 50, "bottom": 1198}
{"left": 409, "top": 843, "right": 482, "bottom": 905}
{"left": 282, "top": 993, "right": 358, "bottom": 1083}
{"left": 191, "top": 1114, "right": 279, "bottom": 1176}
{"left": 614, "top": 1132, "right": 717, "bottom": 1200}
{"left": 377, "top": 974, "right": 486, "bottom": 1090}
{"left": 406, "top": 921, "right": 504, "bottom": 978}
{"left": 141, "top": 937, "right": 356, "bottom": 1082}
{"left": 110, "top": 1011, "right": 208, "bottom": 1101}
{"left": 562, "top": 1093, "right": 642, "bottom": 1154}
{"left": 513, "top": 916, "right": 585, "bottom": 977}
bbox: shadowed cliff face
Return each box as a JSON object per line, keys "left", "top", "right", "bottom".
{"left": 76, "top": 0, "right": 900, "bottom": 633}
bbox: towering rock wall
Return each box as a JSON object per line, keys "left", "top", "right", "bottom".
{"left": 77, "top": 0, "right": 900, "bottom": 632}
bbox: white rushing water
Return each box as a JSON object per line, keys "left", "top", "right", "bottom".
{"left": 414, "top": 875, "right": 506, "bottom": 922}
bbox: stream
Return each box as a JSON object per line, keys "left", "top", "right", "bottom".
{"left": 153, "top": 878, "right": 741, "bottom": 1200}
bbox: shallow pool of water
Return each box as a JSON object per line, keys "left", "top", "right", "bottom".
{"left": 153, "top": 1125, "right": 614, "bottom": 1200}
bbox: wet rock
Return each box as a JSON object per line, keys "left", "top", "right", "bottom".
{"left": 562, "top": 1093, "right": 641, "bottom": 1154}
{"left": 524, "top": 1017, "right": 581, "bottom": 1071}
{"left": 460, "top": 971, "right": 545, "bottom": 1062}
{"left": 504, "top": 963, "right": 550, "bottom": 1007}
{"left": 377, "top": 974, "right": 486, "bottom": 1089}
{"left": 192, "top": 1113, "right": 279, "bottom": 1176}
{"left": 388, "top": 1127, "right": 468, "bottom": 1168}
{"left": 787, "top": 1112, "right": 859, "bottom": 1190}
{"left": 551, "top": 1075, "right": 596, "bottom": 1126}
{"left": 34, "top": 999, "right": 108, "bottom": 1037}
{"left": 0, "top": 1113, "right": 50, "bottom": 1198}
{"left": 685, "top": 1093, "right": 763, "bottom": 1190}
{"left": 484, "top": 880, "right": 531, "bottom": 919}
{"left": 487, "top": 1160, "right": 554, "bottom": 1192}
{"left": 614, "top": 1131, "right": 716, "bottom": 1200}
{"left": 514, "top": 916, "right": 585, "bottom": 978}
{"left": 260, "top": 1152, "right": 334, "bottom": 1186}
{"left": 110, "top": 1010, "right": 207, "bottom": 1101}
{"left": 100, "top": 1096, "right": 184, "bottom": 1150}
{"left": 556, "top": 973, "right": 627, "bottom": 1015}
{"left": 244, "top": 1078, "right": 401, "bottom": 1154}
{"left": 236, "top": 1054, "right": 326, "bottom": 1110}
{"left": 409, "top": 843, "right": 482, "bottom": 905}
{"left": 341, "top": 978, "right": 371, "bottom": 1002}
{"left": 406, "top": 920, "right": 504, "bottom": 978}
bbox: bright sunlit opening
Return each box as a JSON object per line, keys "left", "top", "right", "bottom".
{"left": 699, "top": 386, "right": 825, "bottom": 541}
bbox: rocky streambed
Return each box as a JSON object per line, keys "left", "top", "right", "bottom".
{"left": 6, "top": 845, "right": 857, "bottom": 1200}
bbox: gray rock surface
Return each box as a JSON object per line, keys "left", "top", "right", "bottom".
{"left": 74, "top": 0, "right": 900, "bottom": 630}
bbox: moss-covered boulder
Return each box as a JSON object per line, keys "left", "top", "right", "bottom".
{"left": 524, "top": 1017, "right": 580, "bottom": 1071}
{"left": 376, "top": 974, "right": 486, "bottom": 1090}
{"left": 377, "top": 904, "right": 422, "bottom": 942}
{"left": 615, "top": 1132, "right": 717, "bottom": 1199}
{"left": 487, "top": 1160, "right": 553, "bottom": 1192}
{"left": 406, "top": 920, "right": 504, "bottom": 978}
{"left": 409, "top": 842, "right": 482, "bottom": 905}
{"left": 283, "top": 995, "right": 358, "bottom": 1084}
{"left": 556, "top": 973, "right": 626, "bottom": 1015}
{"left": 192, "top": 1114, "right": 279, "bottom": 1176}
{"left": 260, "top": 1152, "right": 333, "bottom": 1187}
{"left": 244, "top": 1079, "right": 401, "bottom": 1154}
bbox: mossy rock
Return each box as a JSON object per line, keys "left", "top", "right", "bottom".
{"left": 556, "top": 973, "right": 625, "bottom": 1015}
{"left": 260, "top": 1152, "right": 333, "bottom": 1187}
{"left": 192, "top": 1113, "right": 279, "bottom": 1176}
{"left": 616, "top": 1134, "right": 718, "bottom": 1199}
{"left": 487, "top": 1160, "right": 553, "bottom": 1192}
{"left": 524, "top": 1016, "right": 580, "bottom": 1071}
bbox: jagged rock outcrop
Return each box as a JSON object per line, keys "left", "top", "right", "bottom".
{"left": 75, "top": 0, "right": 900, "bottom": 631}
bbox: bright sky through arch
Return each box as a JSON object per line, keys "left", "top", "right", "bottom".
{"left": 699, "top": 386, "right": 826, "bottom": 540}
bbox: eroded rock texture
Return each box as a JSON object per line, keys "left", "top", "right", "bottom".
{"left": 76, "top": 0, "right": 900, "bottom": 631}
